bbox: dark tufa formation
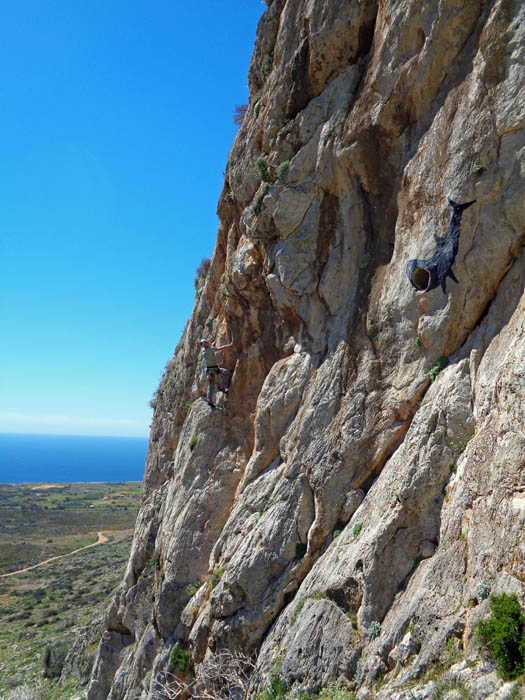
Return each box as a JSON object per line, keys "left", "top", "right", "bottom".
{"left": 406, "top": 199, "right": 476, "bottom": 294}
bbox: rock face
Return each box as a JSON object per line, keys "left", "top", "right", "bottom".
{"left": 83, "top": 0, "right": 524, "bottom": 698}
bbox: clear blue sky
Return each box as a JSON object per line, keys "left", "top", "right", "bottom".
{"left": 0, "top": 1, "right": 264, "bottom": 438}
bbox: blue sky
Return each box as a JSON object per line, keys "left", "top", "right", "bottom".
{"left": 0, "top": 1, "right": 265, "bottom": 438}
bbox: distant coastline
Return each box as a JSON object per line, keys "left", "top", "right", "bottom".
{"left": 0, "top": 432, "right": 148, "bottom": 484}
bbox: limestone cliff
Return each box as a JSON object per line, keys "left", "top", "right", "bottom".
{"left": 84, "top": 0, "right": 524, "bottom": 698}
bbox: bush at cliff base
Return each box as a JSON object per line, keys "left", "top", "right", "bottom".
{"left": 477, "top": 592, "right": 525, "bottom": 680}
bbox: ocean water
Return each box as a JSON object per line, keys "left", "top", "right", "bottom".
{"left": 0, "top": 433, "right": 149, "bottom": 484}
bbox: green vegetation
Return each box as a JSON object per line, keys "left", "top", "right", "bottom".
{"left": 445, "top": 636, "right": 462, "bottom": 664}
{"left": 429, "top": 356, "right": 448, "bottom": 382}
{"left": 325, "top": 682, "right": 356, "bottom": 700}
{"left": 0, "top": 482, "right": 140, "bottom": 575}
{"left": 258, "top": 500, "right": 268, "bottom": 519}
{"left": 210, "top": 569, "right": 224, "bottom": 590}
{"left": 476, "top": 578, "right": 493, "bottom": 601}
{"left": 367, "top": 620, "right": 381, "bottom": 638}
{"left": 42, "top": 640, "right": 69, "bottom": 679}
{"left": 0, "top": 511, "right": 136, "bottom": 698}
{"left": 259, "top": 668, "right": 358, "bottom": 700}
{"left": 353, "top": 522, "right": 363, "bottom": 538}
{"left": 415, "top": 336, "right": 422, "bottom": 347}
{"left": 255, "top": 153, "right": 274, "bottom": 183}
{"left": 185, "top": 582, "right": 199, "bottom": 597}
{"left": 290, "top": 598, "right": 305, "bottom": 625}
{"left": 477, "top": 592, "right": 525, "bottom": 680}
{"left": 261, "top": 51, "right": 274, "bottom": 82}
{"left": 332, "top": 528, "right": 342, "bottom": 540}
{"left": 276, "top": 160, "right": 290, "bottom": 182}
{"left": 189, "top": 434, "right": 199, "bottom": 451}
{"left": 345, "top": 609, "right": 358, "bottom": 629}
{"left": 252, "top": 182, "right": 270, "bottom": 215}
{"left": 431, "top": 677, "right": 472, "bottom": 700}
{"left": 359, "top": 253, "right": 372, "bottom": 270}
{"left": 262, "top": 673, "right": 287, "bottom": 700}
{"left": 169, "top": 644, "right": 193, "bottom": 673}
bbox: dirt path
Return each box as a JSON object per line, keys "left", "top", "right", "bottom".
{"left": 0, "top": 531, "right": 110, "bottom": 578}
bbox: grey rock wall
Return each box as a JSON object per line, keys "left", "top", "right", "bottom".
{"left": 82, "top": 0, "right": 524, "bottom": 698}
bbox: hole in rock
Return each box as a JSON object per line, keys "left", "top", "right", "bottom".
{"left": 411, "top": 266, "right": 430, "bottom": 291}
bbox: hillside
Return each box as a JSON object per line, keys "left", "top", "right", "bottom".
{"left": 83, "top": 1, "right": 524, "bottom": 699}
{"left": 0, "top": 483, "right": 140, "bottom": 574}
{"left": 0, "top": 482, "right": 141, "bottom": 699}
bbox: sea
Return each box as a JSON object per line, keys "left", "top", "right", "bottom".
{"left": 0, "top": 433, "right": 149, "bottom": 484}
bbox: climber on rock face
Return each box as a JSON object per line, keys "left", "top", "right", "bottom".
{"left": 200, "top": 338, "right": 233, "bottom": 408}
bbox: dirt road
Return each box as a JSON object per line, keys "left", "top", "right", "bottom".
{"left": 0, "top": 531, "right": 110, "bottom": 578}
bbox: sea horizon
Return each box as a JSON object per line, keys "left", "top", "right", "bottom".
{"left": 0, "top": 432, "right": 149, "bottom": 484}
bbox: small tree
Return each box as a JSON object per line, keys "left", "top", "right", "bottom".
{"left": 233, "top": 104, "right": 248, "bottom": 126}
{"left": 42, "top": 639, "right": 69, "bottom": 678}
{"left": 194, "top": 258, "right": 211, "bottom": 290}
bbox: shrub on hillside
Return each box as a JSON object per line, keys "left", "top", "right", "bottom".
{"left": 42, "top": 639, "right": 69, "bottom": 678}
{"left": 477, "top": 592, "right": 525, "bottom": 680}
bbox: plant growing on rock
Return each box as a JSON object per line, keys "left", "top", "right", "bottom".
{"left": 210, "top": 569, "right": 224, "bottom": 590}
{"left": 367, "top": 620, "right": 381, "bottom": 639}
{"left": 262, "top": 672, "right": 287, "bottom": 700}
{"left": 359, "top": 253, "right": 372, "bottom": 269}
{"left": 233, "top": 104, "right": 248, "bottom": 126}
{"left": 255, "top": 153, "right": 274, "bottom": 182}
{"left": 316, "top": 681, "right": 356, "bottom": 700}
{"left": 431, "top": 677, "right": 472, "bottom": 700}
{"left": 252, "top": 182, "right": 270, "bottom": 215}
{"left": 429, "top": 356, "right": 448, "bottom": 382}
{"left": 476, "top": 578, "right": 493, "bottom": 601}
{"left": 477, "top": 592, "right": 525, "bottom": 680}
{"left": 41, "top": 639, "right": 68, "bottom": 678}
{"left": 290, "top": 598, "right": 305, "bottom": 625}
{"left": 276, "top": 160, "right": 290, "bottom": 182}
{"left": 186, "top": 582, "right": 199, "bottom": 597}
{"left": 194, "top": 257, "right": 211, "bottom": 290}
{"left": 169, "top": 644, "right": 193, "bottom": 674}
{"left": 189, "top": 434, "right": 199, "bottom": 451}
{"left": 260, "top": 51, "right": 273, "bottom": 82}
{"left": 353, "top": 522, "right": 363, "bottom": 538}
